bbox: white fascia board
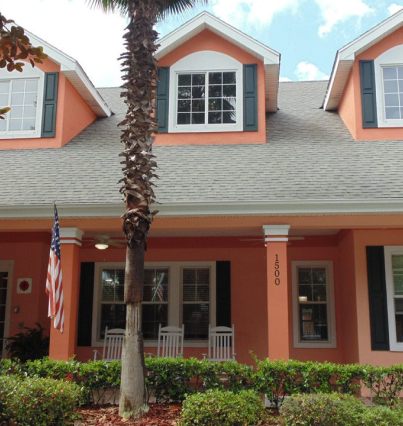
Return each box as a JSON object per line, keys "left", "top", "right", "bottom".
{"left": 157, "top": 12, "right": 279, "bottom": 65}
{"left": 2, "top": 199, "right": 403, "bottom": 219}
{"left": 24, "top": 29, "right": 111, "bottom": 117}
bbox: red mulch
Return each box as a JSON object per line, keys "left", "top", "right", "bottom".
{"left": 74, "top": 404, "right": 182, "bottom": 426}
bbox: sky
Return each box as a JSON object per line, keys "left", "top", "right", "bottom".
{"left": 1, "top": 0, "right": 402, "bottom": 87}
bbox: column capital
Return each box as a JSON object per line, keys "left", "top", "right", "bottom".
{"left": 262, "top": 225, "right": 290, "bottom": 242}
{"left": 59, "top": 228, "right": 84, "bottom": 246}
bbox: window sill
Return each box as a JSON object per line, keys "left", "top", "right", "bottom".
{"left": 294, "top": 341, "right": 337, "bottom": 349}
{"left": 169, "top": 125, "right": 242, "bottom": 133}
{"left": 0, "top": 132, "right": 40, "bottom": 139}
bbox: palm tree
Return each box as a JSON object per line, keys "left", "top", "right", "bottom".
{"left": 88, "top": 0, "right": 207, "bottom": 419}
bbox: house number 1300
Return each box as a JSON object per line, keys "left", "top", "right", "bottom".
{"left": 274, "top": 254, "right": 280, "bottom": 285}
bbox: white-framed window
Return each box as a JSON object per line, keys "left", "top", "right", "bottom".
{"left": 92, "top": 262, "right": 216, "bottom": 347}
{"left": 292, "top": 261, "right": 336, "bottom": 349}
{"left": 384, "top": 246, "right": 403, "bottom": 351}
{"left": 0, "top": 66, "right": 44, "bottom": 139}
{"left": 169, "top": 51, "right": 243, "bottom": 133}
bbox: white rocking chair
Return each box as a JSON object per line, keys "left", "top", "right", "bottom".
{"left": 203, "top": 325, "right": 236, "bottom": 361}
{"left": 157, "top": 324, "right": 184, "bottom": 358}
{"left": 93, "top": 327, "right": 125, "bottom": 362}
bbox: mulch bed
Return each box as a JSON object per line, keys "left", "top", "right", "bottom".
{"left": 74, "top": 404, "right": 182, "bottom": 425}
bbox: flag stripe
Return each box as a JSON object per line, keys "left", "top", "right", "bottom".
{"left": 46, "top": 206, "right": 64, "bottom": 333}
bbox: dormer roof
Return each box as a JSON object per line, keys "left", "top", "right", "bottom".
{"left": 156, "top": 12, "right": 281, "bottom": 112}
{"left": 324, "top": 8, "right": 403, "bottom": 111}
{"left": 24, "top": 28, "right": 112, "bottom": 117}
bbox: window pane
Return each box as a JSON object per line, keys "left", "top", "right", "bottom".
{"left": 208, "top": 99, "right": 222, "bottom": 111}
{"left": 385, "top": 94, "right": 399, "bottom": 107}
{"left": 24, "top": 106, "right": 37, "bottom": 118}
{"left": 299, "top": 304, "right": 328, "bottom": 341}
{"left": 0, "top": 81, "right": 9, "bottom": 94}
{"left": 11, "top": 93, "right": 23, "bottom": 106}
{"left": 223, "top": 85, "right": 236, "bottom": 97}
{"left": 384, "top": 80, "right": 398, "bottom": 93}
{"left": 209, "top": 85, "right": 222, "bottom": 98}
{"left": 102, "top": 269, "right": 124, "bottom": 302}
{"left": 192, "top": 100, "right": 205, "bottom": 112}
{"left": 312, "top": 268, "right": 326, "bottom": 284}
{"left": 178, "top": 74, "right": 191, "bottom": 86}
{"left": 183, "top": 304, "right": 209, "bottom": 340}
{"left": 0, "top": 94, "right": 8, "bottom": 106}
{"left": 392, "top": 255, "right": 403, "bottom": 269}
{"left": 9, "top": 106, "right": 23, "bottom": 119}
{"left": 312, "top": 285, "right": 327, "bottom": 302}
{"left": 178, "top": 87, "right": 191, "bottom": 99}
{"left": 223, "top": 72, "right": 236, "bottom": 84}
{"left": 100, "top": 304, "right": 126, "bottom": 338}
{"left": 192, "top": 74, "right": 205, "bottom": 85}
{"left": 298, "top": 268, "right": 312, "bottom": 284}
{"left": 383, "top": 67, "right": 397, "bottom": 80}
{"left": 12, "top": 80, "right": 25, "bottom": 92}
{"left": 143, "top": 268, "right": 168, "bottom": 302}
{"left": 0, "top": 120, "right": 6, "bottom": 131}
{"left": 25, "top": 80, "right": 38, "bottom": 92}
{"left": 223, "top": 97, "right": 236, "bottom": 111}
{"left": 177, "top": 113, "right": 190, "bottom": 125}
{"left": 9, "top": 119, "right": 22, "bottom": 131}
{"left": 192, "top": 86, "right": 205, "bottom": 99}
{"left": 223, "top": 111, "right": 236, "bottom": 123}
{"left": 299, "top": 285, "right": 312, "bottom": 301}
{"left": 192, "top": 113, "right": 205, "bottom": 124}
{"left": 24, "top": 93, "right": 37, "bottom": 106}
{"left": 178, "top": 100, "right": 191, "bottom": 112}
{"left": 22, "top": 118, "right": 36, "bottom": 131}
{"left": 386, "top": 107, "right": 400, "bottom": 119}
{"left": 399, "top": 80, "right": 403, "bottom": 93}
{"left": 209, "top": 72, "right": 222, "bottom": 84}
{"left": 208, "top": 112, "right": 221, "bottom": 124}
{"left": 0, "top": 289, "right": 6, "bottom": 305}
{"left": 142, "top": 304, "right": 168, "bottom": 340}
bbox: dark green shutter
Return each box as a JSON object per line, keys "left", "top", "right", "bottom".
{"left": 41, "top": 72, "right": 59, "bottom": 137}
{"left": 216, "top": 261, "right": 231, "bottom": 327}
{"left": 77, "top": 262, "right": 95, "bottom": 346}
{"left": 360, "top": 61, "right": 378, "bottom": 128}
{"left": 243, "top": 64, "right": 258, "bottom": 131}
{"left": 156, "top": 67, "right": 170, "bottom": 133}
{"left": 366, "top": 247, "right": 389, "bottom": 351}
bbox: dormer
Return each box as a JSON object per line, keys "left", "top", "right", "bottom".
{"left": 324, "top": 9, "right": 403, "bottom": 141}
{"left": 0, "top": 29, "right": 111, "bottom": 150}
{"left": 154, "top": 12, "right": 280, "bottom": 145}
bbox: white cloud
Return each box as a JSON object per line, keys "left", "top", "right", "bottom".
{"left": 388, "top": 3, "right": 403, "bottom": 15}
{"left": 295, "top": 61, "right": 329, "bottom": 80}
{"left": 1, "top": 0, "right": 126, "bottom": 87}
{"left": 314, "top": 0, "right": 374, "bottom": 37}
{"left": 280, "top": 76, "right": 292, "bottom": 82}
{"left": 211, "top": 0, "right": 299, "bottom": 28}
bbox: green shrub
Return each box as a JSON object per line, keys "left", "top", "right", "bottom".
{"left": 0, "top": 375, "right": 83, "bottom": 425}
{"left": 5, "top": 323, "right": 49, "bottom": 362}
{"left": 181, "top": 389, "right": 266, "bottom": 426}
{"left": 280, "top": 393, "right": 366, "bottom": 426}
{"left": 360, "top": 405, "right": 403, "bottom": 426}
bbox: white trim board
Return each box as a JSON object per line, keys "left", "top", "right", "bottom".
{"left": 2, "top": 199, "right": 403, "bottom": 219}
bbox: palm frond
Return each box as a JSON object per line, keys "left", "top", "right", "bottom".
{"left": 86, "top": 0, "right": 130, "bottom": 15}
{"left": 159, "top": 0, "right": 209, "bottom": 19}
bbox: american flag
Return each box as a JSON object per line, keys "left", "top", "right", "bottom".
{"left": 46, "top": 205, "right": 64, "bottom": 332}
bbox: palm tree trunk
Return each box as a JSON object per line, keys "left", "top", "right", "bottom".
{"left": 118, "top": 0, "right": 160, "bottom": 419}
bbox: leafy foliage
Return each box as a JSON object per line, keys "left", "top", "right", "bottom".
{"left": 181, "top": 389, "right": 266, "bottom": 426}
{"left": 0, "top": 375, "right": 83, "bottom": 426}
{"left": 5, "top": 323, "right": 50, "bottom": 362}
{"left": 280, "top": 393, "right": 403, "bottom": 426}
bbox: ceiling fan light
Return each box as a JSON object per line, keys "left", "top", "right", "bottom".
{"left": 95, "top": 243, "right": 109, "bottom": 250}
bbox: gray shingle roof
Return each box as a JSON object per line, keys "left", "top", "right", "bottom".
{"left": 1, "top": 80, "right": 402, "bottom": 210}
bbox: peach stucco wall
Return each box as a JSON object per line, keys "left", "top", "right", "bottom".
{"left": 0, "top": 58, "right": 96, "bottom": 151}
{"left": 156, "top": 29, "right": 266, "bottom": 145}
{"left": 338, "top": 26, "right": 403, "bottom": 140}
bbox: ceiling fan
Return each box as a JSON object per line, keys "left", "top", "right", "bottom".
{"left": 88, "top": 235, "right": 126, "bottom": 250}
